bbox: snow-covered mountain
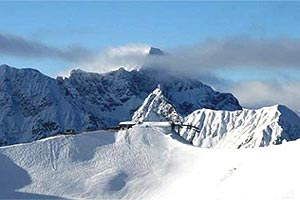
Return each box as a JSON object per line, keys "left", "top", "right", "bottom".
{"left": 0, "top": 65, "right": 90, "bottom": 146}
{"left": 0, "top": 61, "right": 241, "bottom": 146}
{"left": 1, "top": 126, "right": 300, "bottom": 199}
{"left": 132, "top": 86, "right": 300, "bottom": 148}
{"left": 62, "top": 67, "right": 242, "bottom": 120}
{"left": 179, "top": 105, "right": 300, "bottom": 148}
{"left": 146, "top": 69, "right": 242, "bottom": 115}
{"left": 132, "top": 86, "right": 182, "bottom": 124}
{"left": 2, "top": 60, "right": 299, "bottom": 149}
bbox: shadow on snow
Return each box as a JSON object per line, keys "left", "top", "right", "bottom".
{"left": 0, "top": 153, "right": 65, "bottom": 199}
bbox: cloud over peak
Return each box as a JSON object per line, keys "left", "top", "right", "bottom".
{"left": 2, "top": 33, "right": 300, "bottom": 74}
{"left": 77, "top": 44, "right": 150, "bottom": 73}
{"left": 143, "top": 37, "right": 300, "bottom": 76}
{"left": 1, "top": 32, "right": 300, "bottom": 112}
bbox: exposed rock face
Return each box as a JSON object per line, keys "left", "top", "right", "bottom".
{"left": 148, "top": 47, "right": 164, "bottom": 56}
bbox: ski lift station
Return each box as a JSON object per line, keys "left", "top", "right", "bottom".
{"left": 119, "top": 121, "right": 136, "bottom": 130}
{"left": 118, "top": 121, "right": 171, "bottom": 130}
{"left": 118, "top": 121, "right": 200, "bottom": 135}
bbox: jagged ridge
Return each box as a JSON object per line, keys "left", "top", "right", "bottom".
{"left": 180, "top": 105, "right": 300, "bottom": 148}
{"left": 132, "top": 86, "right": 300, "bottom": 148}
{"left": 0, "top": 64, "right": 241, "bottom": 146}
{"left": 132, "top": 86, "right": 182, "bottom": 123}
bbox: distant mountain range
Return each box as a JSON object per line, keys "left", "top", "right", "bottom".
{"left": 1, "top": 47, "right": 299, "bottom": 148}
{"left": 0, "top": 48, "right": 241, "bottom": 145}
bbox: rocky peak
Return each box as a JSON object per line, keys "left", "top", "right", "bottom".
{"left": 148, "top": 47, "right": 164, "bottom": 56}
{"left": 132, "top": 87, "right": 182, "bottom": 124}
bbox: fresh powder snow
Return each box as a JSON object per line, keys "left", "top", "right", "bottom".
{"left": 0, "top": 125, "right": 299, "bottom": 200}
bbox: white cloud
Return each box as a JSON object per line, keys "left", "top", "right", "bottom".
{"left": 59, "top": 37, "right": 300, "bottom": 77}
{"left": 76, "top": 44, "right": 150, "bottom": 73}
{"left": 143, "top": 37, "right": 300, "bottom": 78}
{"left": 57, "top": 39, "right": 300, "bottom": 114}
{"left": 228, "top": 80, "right": 300, "bottom": 113}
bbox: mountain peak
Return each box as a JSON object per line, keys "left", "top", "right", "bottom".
{"left": 0, "top": 64, "right": 10, "bottom": 68}
{"left": 0, "top": 63, "right": 242, "bottom": 146}
{"left": 0, "top": 64, "right": 13, "bottom": 73}
{"left": 132, "top": 86, "right": 183, "bottom": 124}
{"left": 0, "top": 64, "right": 42, "bottom": 76}
{"left": 70, "top": 69, "right": 87, "bottom": 75}
{"left": 148, "top": 47, "right": 164, "bottom": 56}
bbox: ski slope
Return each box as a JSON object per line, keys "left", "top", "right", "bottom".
{"left": 0, "top": 126, "right": 299, "bottom": 200}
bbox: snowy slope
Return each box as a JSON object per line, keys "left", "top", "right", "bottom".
{"left": 0, "top": 63, "right": 241, "bottom": 146}
{"left": 0, "top": 126, "right": 300, "bottom": 200}
{"left": 180, "top": 105, "right": 300, "bottom": 148}
{"left": 132, "top": 86, "right": 182, "bottom": 123}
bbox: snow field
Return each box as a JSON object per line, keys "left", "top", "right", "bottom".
{"left": 0, "top": 125, "right": 299, "bottom": 199}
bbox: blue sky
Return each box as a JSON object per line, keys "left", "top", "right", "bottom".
{"left": 1, "top": 2, "right": 300, "bottom": 76}
{"left": 1, "top": 1, "right": 300, "bottom": 111}
{"left": 1, "top": 2, "right": 300, "bottom": 47}
{"left": 1, "top": 2, "right": 300, "bottom": 45}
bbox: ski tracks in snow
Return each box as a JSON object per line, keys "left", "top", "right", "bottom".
{"left": 49, "top": 141, "right": 58, "bottom": 170}
{"left": 219, "top": 167, "right": 238, "bottom": 182}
